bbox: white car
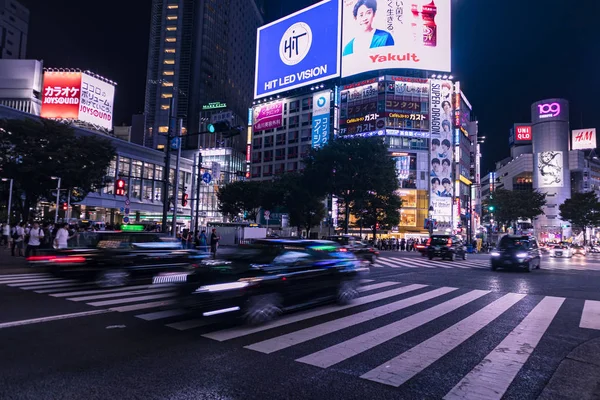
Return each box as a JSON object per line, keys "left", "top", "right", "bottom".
{"left": 550, "top": 245, "right": 572, "bottom": 258}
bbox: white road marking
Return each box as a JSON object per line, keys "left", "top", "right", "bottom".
{"left": 87, "top": 292, "right": 177, "bottom": 307}
{"left": 34, "top": 284, "right": 98, "bottom": 293}
{"left": 444, "top": 296, "right": 564, "bottom": 400}
{"left": 358, "top": 281, "right": 403, "bottom": 291}
{"left": 297, "top": 289, "right": 490, "bottom": 368}
{"left": 19, "top": 282, "right": 89, "bottom": 290}
{"left": 360, "top": 292, "right": 526, "bottom": 387}
{"left": 66, "top": 287, "right": 174, "bottom": 302}
{"left": 50, "top": 285, "right": 153, "bottom": 297}
{"left": 135, "top": 309, "right": 189, "bottom": 321}
{"left": 12, "top": 279, "right": 77, "bottom": 288}
{"left": 202, "top": 284, "right": 428, "bottom": 341}
{"left": 110, "top": 300, "right": 177, "bottom": 312}
{"left": 376, "top": 259, "right": 406, "bottom": 268}
{"left": 245, "top": 287, "right": 458, "bottom": 354}
{"left": 580, "top": 300, "right": 600, "bottom": 330}
{"left": 359, "top": 279, "right": 373, "bottom": 283}
{"left": 0, "top": 274, "right": 50, "bottom": 281}
{"left": 3, "top": 278, "right": 64, "bottom": 285}
{"left": 0, "top": 309, "right": 112, "bottom": 329}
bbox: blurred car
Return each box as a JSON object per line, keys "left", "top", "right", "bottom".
{"left": 169, "top": 239, "right": 367, "bottom": 325}
{"left": 27, "top": 230, "right": 208, "bottom": 287}
{"left": 427, "top": 235, "right": 467, "bottom": 261}
{"left": 589, "top": 245, "right": 600, "bottom": 254}
{"left": 571, "top": 245, "right": 587, "bottom": 256}
{"left": 549, "top": 244, "right": 572, "bottom": 258}
{"left": 325, "top": 235, "right": 379, "bottom": 264}
{"left": 491, "top": 235, "right": 541, "bottom": 272}
{"left": 415, "top": 242, "right": 428, "bottom": 256}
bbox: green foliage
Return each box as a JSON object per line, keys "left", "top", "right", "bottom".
{"left": 559, "top": 192, "right": 600, "bottom": 243}
{"left": 352, "top": 192, "right": 402, "bottom": 238}
{"left": 276, "top": 173, "right": 326, "bottom": 235}
{"left": 491, "top": 188, "right": 547, "bottom": 229}
{"left": 216, "top": 180, "right": 264, "bottom": 220}
{"left": 0, "top": 118, "right": 115, "bottom": 220}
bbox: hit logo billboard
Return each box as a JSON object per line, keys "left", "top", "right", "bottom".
{"left": 254, "top": 0, "right": 341, "bottom": 98}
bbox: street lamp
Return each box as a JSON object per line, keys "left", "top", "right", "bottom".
{"left": 428, "top": 206, "right": 434, "bottom": 237}
{"left": 1, "top": 178, "right": 13, "bottom": 225}
{"left": 51, "top": 176, "right": 61, "bottom": 224}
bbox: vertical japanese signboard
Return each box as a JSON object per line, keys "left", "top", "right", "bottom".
{"left": 79, "top": 73, "right": 115, "bottom": 130}
{"left": 312, "top": 90, "right": 331, "bottom": 148}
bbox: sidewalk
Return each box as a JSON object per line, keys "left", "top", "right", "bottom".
{"left": 539, "top": 337, "right": 600, "bottom": 400}
{"left": 0, "top": 247, "right": 48, "bottom": 274}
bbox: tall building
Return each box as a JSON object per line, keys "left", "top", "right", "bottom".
{"left": 143, "top": 0, "right": 264, "bottom": 149}
{"left": 0, "top": 0, "right": 28, "bottom": 59}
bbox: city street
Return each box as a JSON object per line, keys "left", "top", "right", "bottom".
{"left": 1, "top": 252, "right": 600, "bottom": 399}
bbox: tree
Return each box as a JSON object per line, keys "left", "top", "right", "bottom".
{"left": 559, "top": 192, "right": 600, "bottom": 244}
{"left": 0, "top": 118, "right": 115, "bottom": 221}
{"left": 491, "top": 188, "right": 546, "bottom": 231}
{"left": 277, "top": 173, "right": 326, "bottom": 237}
{"left": 216, "top": 180, "right": 264, "bottom": 221}
{"left": 352, "top": 192, "right": 401, "bottom": 239}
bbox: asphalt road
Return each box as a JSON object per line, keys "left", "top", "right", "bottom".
{"left": 1, "top": 252, "right": 599, "bottom": 400}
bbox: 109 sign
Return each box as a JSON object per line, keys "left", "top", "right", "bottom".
{"left": 538, "top": 102, "right": 561, "bottom": 118}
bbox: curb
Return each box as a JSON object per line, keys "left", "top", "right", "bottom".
{"left": 538, "top": 338, "right": 600, "bottom": 400}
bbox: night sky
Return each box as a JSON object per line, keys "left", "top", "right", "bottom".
{"left": 22, "top": 0, "right": 600, "bottom": 173}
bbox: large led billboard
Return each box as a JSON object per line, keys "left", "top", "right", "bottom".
{"left": 41, "top": 71, "right": 115, "bottom": 130}
{"left": 537, "top": 151, "right": 564, "bottom": 188}
{"left": 341, "top": 0, "right": 451, "bottom": 78}
{"left": 254, "top": 0, "right": 341, "bottom": 99}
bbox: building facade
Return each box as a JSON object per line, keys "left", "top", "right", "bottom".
{"left": 0, "top": 0, "right": 27, "bottom": 59}
{"left": 0, "top": 59, "right": 41, "bottom": 114}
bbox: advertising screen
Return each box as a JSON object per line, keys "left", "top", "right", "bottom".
{"left": 572, "top": 129, "right": 597, "bottom": 150}
{"left": 312, "top": 91, "right": 331, "bottom": 148}
{"left": 254, "top": 0, "right": 341, "bottom": 98}
{"left": 515, "top": 125, "right": 532, "bottom": 142}
{"left": 79, "top": 73, "right": 115, "bottom": 130}
{"left": 253, "top": 101, "right": 284, "bottom": 132}
{"left": 537, "top": 151, "right": 564, "bottom": 188}
{"left": 429, "top": 78, "right": 454, "bottom": 218}
{"left": 341, "top": 0, "right": 451, "bottom": 78}
{"left": 41, "top": 72, "right": 82, "bottom": 120}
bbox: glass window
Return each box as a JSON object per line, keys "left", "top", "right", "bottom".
{"left": 163, "top": 59, "right": 175, "bottom": 65}
{"left": 131, "top": 179, "right": 142, "bottom": 199}
{"left": 161, "top": 93, "right": 173, "bottom": 98}
{"left": 162, "top": 81, "right": 173, "bottom": 87}
{"left": 118, "top": 157, "right": 131, "bottom": 176}
{"left": 155, "top": 166, "right": 164, "bottom": 181}
{"left": 154, "top": 185, "right": 162, "bottom": 202}
{"left": 143, "top": 163, "right": 155, "bottom": 179}
{"left": 131, "top": 160, "right": 142, "bottom": 178}
{"left": 143, "top": 183, "right": 153, "bottom": 200}
{"left": 166, "top": 15, "right": 177, "bottom": 20}
{"left": 165, "top": 37, "right": 176, "bottom": 43}
{"left": 163, "top": 71, "right": 174, "bottom": 76}
{"left": 107, "top": 158, "right": 117, "bottom": 178}
{"left": 166, "top": 26, "right": 177, "bottom": 31}
{"left": 289, "top": 100, "right": 300, "bottom": 113}
{"left": 164, "top": 48, "right": 176, "bottom": 53}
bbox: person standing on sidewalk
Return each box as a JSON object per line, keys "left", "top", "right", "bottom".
{"left": 1, "top": 223, "right": 9, "bottom": 247}
{"left": 12, "top": 222, "right": 25, "bottom": 257}
{"left": 25, "top": 222, "right": 44, "bottom": 257}
{"left": 54, "top": 223, "right": 72, "bottom": 249}
{"left": 210, "top": 228, "right": 220, "bottom": 258}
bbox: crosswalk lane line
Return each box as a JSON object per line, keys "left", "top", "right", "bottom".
{"left": 580, "top": 300, "right": 600, "bottom": 330}
{"left": 3, "top": 278, "right": 65, "bottom": 285}
{"left": 86, "top": 292, "right": 177, "bottom": 307}
{"left": 360, "top": 279, "right": 373, "bottom": 284}
{"left": 444, "top": 296, "right": 565, "bottom": 400}
{"left": 24, "top": 282, "right": 90, "bottom": 291}
{"left": 50, "top": 285, "right": 153, "bottom": 297}
{"left": 202, "top": 284, "right": 428, "bottom": 341}
{"left": 34, "top": 284, "right": 98, "bottom": 293}
{"left": 358, "top": 281, "right": 403, "bottom": 291}
{"left": 360, "top": 292, "right": 526, "bottom": 387}
{"left": 378, "top": 258, "right": 418, "bottom": 268}
{"left": 245, "top": 287, "right": 458, "bottom": 354}
{"left": 0, "top": 273, "right": 49, "bottom": 280}
{"left": 67, "top": 287, "right": 174, "bottom": 302}
{"left": 136, "top": 309, "right": 189, "bottom": 321}
{"left": 376, "top": 259, "right": 406, "bottom": 268}
{"left": 297, "top": 289, "right": 490, "bottom": 368}
{"left": 110, "top": 299, "right": 177, "bottom": 312}
{"left": 13, "top": 280, "right": 80, "bottom": 289}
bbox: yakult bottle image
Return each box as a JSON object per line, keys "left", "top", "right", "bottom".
{"left": 411, "top": 4, "right": 420, "bottom": 44}
{"left": 422, "top": 0, "right": 437, "bottom": 47}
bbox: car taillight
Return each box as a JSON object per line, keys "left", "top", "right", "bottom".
{"left": 339, "top": 248, "right": 348, "bottom": 252}
{"left": 426, "top": 239, "right": 431, "bottom": 246}
{"left": 26, "top": 256, "right": 57, "bottom": 262}
{"left": 52, "top": 256, "right": 86, "bottom": 264}
{"left": 447, "top": 238, "right": 452, "bottom": 246}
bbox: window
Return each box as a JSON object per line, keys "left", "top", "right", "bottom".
{"left": 289, "top": 100, "right": 300, "bottom": 113}
{"left": 288, "top": 131, "right": 298, "bottom": 144}
{"left": 157, "top": 144, "right": 165, "bottom": 150}
{"left": 154, "top": 186, "right": 162, "bottom": 202}
{"left": 161, "top": 93, "right": 173, "bottom": 98}
{"left": 163, "top": 71, "right": 174, "bottom": 76}
{"left": 158, "top": 126, "right": 168, "bottom": 133}
{"left": 167, "top": 4, "right": 178, "bottom": 9}
{"left": 143, "top": 163, "right": 155, "bottom": 179}
{"left": 165, "top": 37, "right": 177, "bottom": 43}
{"left": 166, "top": 26, "right": 177, "bottom": 31}
{"left": 275, "top": 133, "right": 285, "bottom": 146}
{"left": 131, "top": 179, "right": 142, "bottom": 199}
{"left": 164, "top": 48, "right": 176, "bottom": 53}
{"left": 166, "top": 15, "right": 178, "bottom": 20}
{"left": 162, "top": 81, "right": 173, "bottom": 87}
{"left": 155, "top": 166, "right": 164, "bottom": 181}
{"left": 131, "top": 160, "right": 143, "bottom": 178}
{"left": 161, "top": 105, "right": 170, "bottom": 110}
{"left": 143, "top": 184, "right": 153, "bottom": 201}
{"left": 118, "top": 157, "right": 131, "bottom": 176}
{"left": 164, "top": 59, "right": 175, "bottom": 65}
{"left": 252, "top": 137, "right": 262, "bottom": 149}
{"left": 287, "top": 147, "right": 298, "bottom": 159}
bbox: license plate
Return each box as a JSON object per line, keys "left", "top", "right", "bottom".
{"left": 504, "top": 260, "right": 512, "bottom": 265}
{"left": 153, "top": 273, "right": 188, "bottom": 284}
{"left": 556, "top": 252, "right": 562, "bottom": 256}
{"left": 434, "top": 246, "right": 441, "bottom": 250}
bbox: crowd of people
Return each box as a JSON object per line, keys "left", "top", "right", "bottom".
{"left": 368, "top": 237, "right": 428, "bottom": 251}
{"left": 0, "top": 222, "right": 91, "bottom": 257}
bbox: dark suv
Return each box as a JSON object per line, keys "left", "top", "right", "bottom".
{"left": 325, "top": 235, "right": 379, "bottom": 264}
{"left": 491, "top": 235, "right": 541, "bottom": 272}
{"left": 427, "top": 235, "right": 467, "bottom": 261}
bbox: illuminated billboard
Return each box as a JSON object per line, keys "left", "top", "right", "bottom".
{"left": 41, "top": 71, "right": 115, "bottom": 130}
{"left": 537, "top": 151, "right": 564, "bottom": 188}
{"left": 572, "top": 129, "right": 596, "bottom": 150}
{"left": 531, "top": 99, "right": 569, "bottom": 124}
{"left": 341, "top": 0, "right": 451, "bottom": 78}
{"left": 312, "top": 91, "right": 331, "bottom": 148}
{"left": 254, "top": 0, "right": 341, "bottom": 98}
{"left": 253, "top": 101, "right": 284, "bottom": 132}
{"left": 515, "top": 125, "right": 532, "bottom": 142}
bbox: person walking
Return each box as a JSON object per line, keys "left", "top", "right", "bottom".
{"left": 54, "top": 223, "right": 72, "bottom": 249}
{"left": 210, "top": 228, "right": 220, "bottom": 258}
{"left": 25, "top": 222, "right": 44, "bottom": 257}
{"left": 181, "top": 229, "right": 191, "bottom": 249}
{"left": 12, "top": 222, "right": 25, "bottom": 256}
{"left": 1, "top": 223, "right": 9, "bottom": 247}
{"left": 199, "top": 230, "right": 208, "bottom": 252}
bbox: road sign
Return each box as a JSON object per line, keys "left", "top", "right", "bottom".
{"left": 124, "top": 208, "right": 130, "bottom": 215}
{"left": 119, "top": 207, "right": 125, "bottom": 213}
{"left": 170, "top": 137, "right": 181, "bottom": 150}
{"left": 264, "top": 210, "right": 270, "bottom": 220}
{"left": 202, "top": 172, "right": 212, "bottom": 184}
{"left": 123, "top": 216, "right": 130, "bottom": 224}
{"left": 125, "top": 199, "right": 130, "bottom": 206}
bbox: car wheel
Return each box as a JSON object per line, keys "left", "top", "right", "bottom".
{"left": 491, "top": 264, "right": 497, "bottom": 271}
{"left": 428, "top": 255, "right": 434, "bottom": 260}
{"left": 243, "top": 294, "right": 282, "bottom": 325}
{"left": 337, "top": 281, "right": 359, "bottom": 305}
{"left": 95, "top": 269, "right": 130, "bottom": 288}
{"left": 462, "top": 253, "right": 467, "bottom": 261}
{"left": 370, "top": 255, "right": 376, "bottom": 265}
{"left": 450, "top": 253, "right": 456, "bottom": 261}
{"left": 525, "top": 261, "right": 533, "bottom": 273}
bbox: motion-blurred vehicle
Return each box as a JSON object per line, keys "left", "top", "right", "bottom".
{"left": 549, "top": 244, "right": 572, "bottom": 258}
{"left": 415, "top": 241, "right": 428, "bottom": 256}
{"left": 27, "top": 229, "right": 207, "bottom": 287}
{"left": 571, "top": 245, "right": 586, "bottom": 256}
{"left": 589, "top": 245, "right": 600, "bottom": 254}
{"left": 325, "top": 235, "right": 379, "bottom": 264}
{"left": 491, "top": 235, "right": 541, "bottom": 272}
{"left": 169, "top": 239, "right": 367, "bottom": 325}
{"left": 427, "top": 235, "right": 467, "bottom": 261}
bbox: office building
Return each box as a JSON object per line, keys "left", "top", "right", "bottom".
{"left": 0, "top": 0, "right": 28, "bottom": 59}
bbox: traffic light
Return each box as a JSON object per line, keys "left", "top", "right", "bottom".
{"left": 207, "top": 121, "right": 230, "bottom": 133}
{"left": 62, "top": 202, "right": 68, "bottom": 211}
{"left": 115, "top": 179, "right": 125, "bottom": 196}
{"left": 181, "top": 193, "right": 189, "bottom": 207}
{"left": 489, "top": 205, "right": 495, "bottom": 212}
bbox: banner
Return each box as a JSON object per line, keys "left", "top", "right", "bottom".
{"left": 41, "top": 72, "right": 82, "bottom": 120}
{"left": 572, "top": 129, "right": 597, "bottom": 150}
{"left": 537, "top": 151, "right": 564, "bottom": 188}
{"left": 429, "top": 79, "right": 454, "bottom": 218}
{"left": 312, "top": 91, "right": 331, "bottom": 148}
{"left": 253, "top": 101, "right": 283, "bottom": 132}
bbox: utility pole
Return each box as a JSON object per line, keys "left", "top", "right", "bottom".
{"left": 189, "top": 153, "right": 197, "bottom": 235}
{"left": 161, "top": 97, "right": 174, "bottom": 234}
{"left": 171, "top": 119, "right": 182, "bottom": 236}
{"left": 195, "top": 152, "right": 203, "bottom": 231}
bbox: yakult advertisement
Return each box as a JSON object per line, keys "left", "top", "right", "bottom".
{"left": 253, "top": 101, "right": 284, "bottom": 133}
{"left": 341, "top": 0, "right": 451, "bottom": 78}
{"left": 429, "top": 78, "right": 454, "bottom": 220}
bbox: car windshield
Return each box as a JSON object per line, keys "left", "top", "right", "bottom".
{"left": 431, "top": 237, "right": 450, "bottom": 246}
{"left": 66, "top": 232, "right": 178, "bottom": 249}
{"left": 499, "top": 237, "right": 529, "bottom": 250}
{"left": 327, "top": 237, "right": 350, "bottom": 245}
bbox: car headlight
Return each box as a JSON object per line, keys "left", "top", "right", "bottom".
{"left": 491, "top": 251, "right": 501, "bottom": 257}
{"left": 516, "top": 252, "right": 528, "bottom": 258}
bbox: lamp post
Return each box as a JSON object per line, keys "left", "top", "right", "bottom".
{"left": 51, "top": 176, "right": 61, "bottom": 224}
{"left": 428, "top": 205, "right": 434, "bottom": 237}
{"left": 1, "top": 178, "right": 13, "bottom": 225}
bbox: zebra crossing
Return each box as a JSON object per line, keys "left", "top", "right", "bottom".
{"left": 374, "top": 255, "right": 600, "bottom": 271}
{"left": 2, "top": 272, "right": 599, "bottom": 397}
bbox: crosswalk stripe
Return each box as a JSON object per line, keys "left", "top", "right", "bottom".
{"left": 245, "top": 286, "right": 458, "bottom": 354}
{"left": 3, "top": 278, "right": 63, "bottom": 285}
{"left": 360, "top": 279, "right": 373, "bottom": 283}
{"left": 580, "top": 300, "right": 600, "bottom": 330}
{"left": 68, "top": 287, "right": 174, "bottom": 302}
{"left": 444, "top": 296, "right": 564, "bottom": 400}
{"left": 296, "top": 289, "right": 490, "bottom": 368}
{"left": 358, "top": 281, "right": 403, "bottom": 291}
{"left": 50, "top": 285, "right": 153, "bottom": 297}
{"left": 376, "top": 259, "right": 406, "bottom": 268}
{"left": 378, "top": 258, "right": 417, "bottom": 268}
{"left": 34, "top": 284, "right": 97, "bottom": 293}
{"left": 110, "top": 299, "right": 177, "bottom": 313}
{"left": 202, "top": 284, "right": 428, "bottom": 341}
{"left": 87, "top": 292, "right": 177, "bottom": 307}
{"left": 24, "top": 282, "right": 90, "bottom": 291}
{"left": 0, "top": 273, "right": 49, "bottom": 280}
{"left": 136, "top": 309, "right": 188, "bottom": 321}
{"left": 13, "top": 280, "right": 80, "bottom": 289}
{"left": 360, "top": 292, "right": 526, "bottom": 387}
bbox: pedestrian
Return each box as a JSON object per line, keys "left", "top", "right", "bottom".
{"left": 1, "top": 223, "right": 9, "bottom": 247}
{"left": 199, "top": 230, "right": 208, "bottom": 252}
{"left": 181, "top": 229, "right": 190, "bottom": 249}
{"left": 54, "top": 223, "right": 72, "bottom": 249}
{"left": 210, "top": 228, "right": 220, "bottom": 258}
{"left": 25, "top": 221, "right": 44, "bottom": 257}
{"left": 12, "top": 222, "right": 25, "bottom": 257}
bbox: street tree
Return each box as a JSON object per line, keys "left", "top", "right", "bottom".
{"left": 491, "top": 188, "right": 546, "bottom": 231}
{"left": 559, "top": 192, "right": 600, "bottom": 244}
{"left": 352, "top": 192, "right": 401, "bottom": 239}
{"left": 277, "top": 172, "right": 326, "bottom": 237}
{"left": 216, "top": 180, "right": 264, "bottom": 221}
{"left": 0, "top": 118, "right": 115, "bottom": 221}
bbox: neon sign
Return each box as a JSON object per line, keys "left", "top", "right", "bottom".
{"left": 538, "top": 102, "right": 561, "bottom": 119}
